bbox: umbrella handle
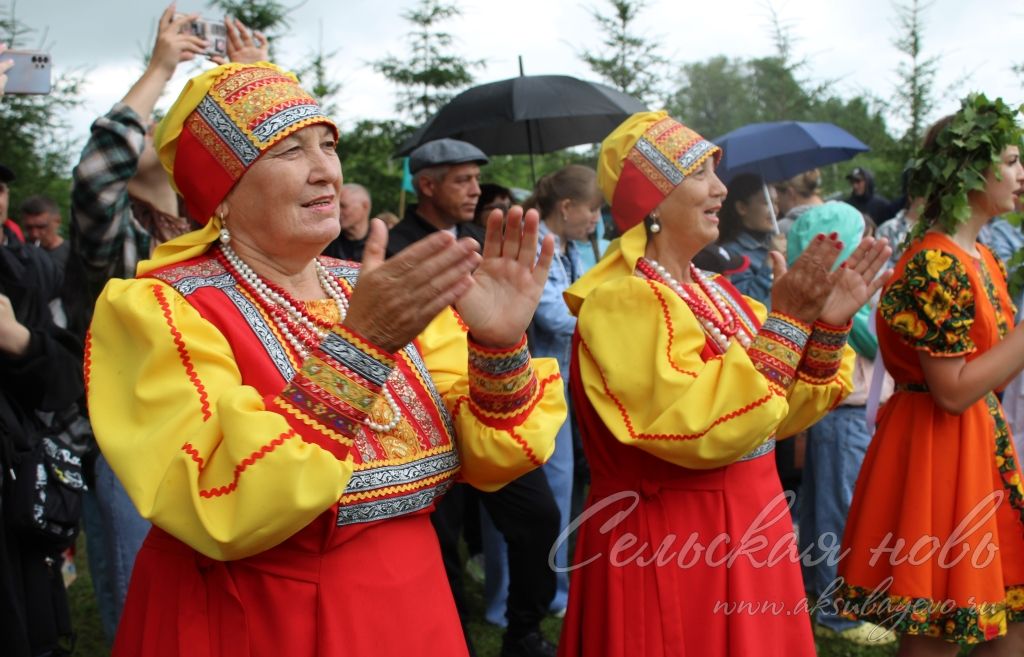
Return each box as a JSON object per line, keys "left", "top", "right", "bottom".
{"left": 763, "top": 182, "right": 780, "bottom": 235}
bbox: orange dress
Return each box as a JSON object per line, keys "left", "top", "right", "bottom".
{"left": 838, "top": 233, "right": 1024, "bottom": 643}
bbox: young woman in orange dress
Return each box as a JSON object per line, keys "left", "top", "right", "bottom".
{"left": 838, "top": 94, "right": 1024, "bottom": 656}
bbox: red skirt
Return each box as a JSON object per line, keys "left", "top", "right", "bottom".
{"left": 557, "top": 451, "right": 815, "bottom": 657}
{"left": 113, "top": 510, "right": 468, "bottom": 657}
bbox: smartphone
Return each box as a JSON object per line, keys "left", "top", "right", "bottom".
{"left": 4, "top": 49, "right": 51, "bottom": 95}
{"left": 175, "top": 14, "right": 228, "bottom": 59}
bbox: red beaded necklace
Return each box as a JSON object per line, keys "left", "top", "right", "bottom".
{"left": 637, "top": 258, "right": 751, "bottom": 351}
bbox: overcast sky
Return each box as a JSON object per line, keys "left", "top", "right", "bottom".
{"left": 12, "top": 0, "right": 1024, "bottom": 153}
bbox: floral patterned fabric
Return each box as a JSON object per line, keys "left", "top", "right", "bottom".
{"left": 978, "top": 251, "right": 1013, "bottom": 339}
{"left": 880, "top": 248, "right": 976, "bottom": 356}
{"left": 839, "top": 233, "right": 1024, "bottom": 645}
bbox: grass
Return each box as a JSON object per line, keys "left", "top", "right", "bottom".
{"left": 64, "top": 537, "right": 964, "bottom": 656}
{"left": 66, "top": 538, "right": 107, "bottom": 657}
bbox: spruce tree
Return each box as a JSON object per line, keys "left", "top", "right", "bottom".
{"left": 579, "top": 0, "right": 667, "bottom": 105}
{"left": 372, "top": 0, "right": 481, "bottom": 124}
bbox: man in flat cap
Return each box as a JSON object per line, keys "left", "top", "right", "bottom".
{"left": 391, "top": 139, "right": 561, "bottom": 657}
{"left": 387, "top": 138, "right": 489, "bottom": 256}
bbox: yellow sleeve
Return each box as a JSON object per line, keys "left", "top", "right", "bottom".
{"left": 87, "top": 278, "right": 356, "bottom": 561}
{"left": 576, "top": 276, "right": 851, "bottom": 469}
{"left": 416, "top": 308, "right": 566, "bottom": 491}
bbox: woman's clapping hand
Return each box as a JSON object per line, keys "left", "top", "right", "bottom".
{"left": 769, "top": 234, "right": 891, "bottom": 326}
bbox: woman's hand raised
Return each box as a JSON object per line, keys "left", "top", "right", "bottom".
{"left": 343, "top": 208, "right": 554, "bottom": 353}
{"left": 818, "top": 236, "right": 891, "bottom": 325}
{"left": 454, "top": 206, "right": 555, "bottom": 348}
{"left": 769, "top": 233, "right": 844, "bottom": 325}
{"left": 769, "top": 233, "right": 891, "bottom": 326}
{"left": 343, "top": 219, "right": 481, "bottom": 353}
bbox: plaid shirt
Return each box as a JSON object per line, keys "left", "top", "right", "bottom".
{"left": 70, "top": 103, "right": 152, "bottom": 304}
{"left": 875, "top": 210, "right": 914, "bottom": 270}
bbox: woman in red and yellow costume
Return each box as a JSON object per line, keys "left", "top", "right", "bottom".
{"left": 555, "top": 111, "right": 891, "bottom": 657}
{"left": 85, "top": 62, "right": 566, "bottom": 657}
{"left": 839, "top": 96, "right": 1024, "bottom": 656}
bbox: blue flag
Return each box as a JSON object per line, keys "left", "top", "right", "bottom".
{"left": 401, "top": 157, "right": 415, "bottom": 193}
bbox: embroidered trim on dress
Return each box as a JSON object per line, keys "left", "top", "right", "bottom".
{"left": 798, "top": 320, "right": 849, "bottom": 384}
{"left": 748, "top": 312, "right": 810, "bottom": 391}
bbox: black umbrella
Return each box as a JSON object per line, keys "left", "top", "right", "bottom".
{"left": 395, "top": 74, "right": 646, "bottom": 180}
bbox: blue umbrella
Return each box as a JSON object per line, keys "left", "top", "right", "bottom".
{"left": 712, "top": 121, "right": 869, "bottom": 185}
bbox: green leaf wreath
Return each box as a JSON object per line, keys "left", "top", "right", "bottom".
{"left": 907, "top": 93, "right": 1023, "bottom": 241}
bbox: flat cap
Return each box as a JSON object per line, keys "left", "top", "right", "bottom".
{"left": 408, "top": 138, "right": 488, "bottom": 174}
{"left": 0, "top": 164, "right": 15, "bottom": 183}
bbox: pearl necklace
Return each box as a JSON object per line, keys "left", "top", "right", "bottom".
{"left": 218, "top": 243, "right": 403, "bottom": 433}
{"left": 643, "top": 258, "right": 752, "bottom": 352}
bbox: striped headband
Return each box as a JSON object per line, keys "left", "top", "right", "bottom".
{"left": 155, "top": 62, "right": 339, "bottom": 225}
{"left": 597, "top": 111, "right": 721, "bottom": 232}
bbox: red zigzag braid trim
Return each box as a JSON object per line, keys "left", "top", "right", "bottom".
{"left": 197, "top": 431, "right": 298, "bottom": 498}
{"left": 152, "top": 285, "right": 213, "bottom": 421}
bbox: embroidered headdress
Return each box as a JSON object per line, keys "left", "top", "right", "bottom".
{"left": 597, "top": 111, "right": 721, "bottom": 233}
{"left": 154, "top": 62, "right": 338, "bottom": 225}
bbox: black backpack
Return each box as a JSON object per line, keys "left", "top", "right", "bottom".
{"left": 7, "top": 406, "right": 89, "bottom": 548}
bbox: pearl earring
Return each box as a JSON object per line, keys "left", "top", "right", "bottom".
{"left": 219, "top": 223, "right": 231, "bottom": 244}
{"left": 649, "top": 211, "right": 662, "bottom": 234}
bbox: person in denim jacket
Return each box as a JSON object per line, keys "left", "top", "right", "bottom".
{"left": 717, "top": 173, "right": 782, "bottom": 304}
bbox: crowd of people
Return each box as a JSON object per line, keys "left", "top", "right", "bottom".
{"left": 2, "top": 7, "right": 1024, "bottom": 657}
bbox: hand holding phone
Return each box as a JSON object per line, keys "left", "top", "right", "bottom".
{"left": 174, "top": 13, "right": 228, "bottom": 60}
{"left": 148, "top": 6, "right": 206, "bottom": 78}
{"left": 0, "top": 44, "right": 13, "bottom": 97}
{"left": 2, "top": 48, "right": 51, "bottom": 95}
{"left": 208, "top": 17, "right": 268, "bottom": 66}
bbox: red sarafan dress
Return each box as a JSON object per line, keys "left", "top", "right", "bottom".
{"left": 557, "top": 225, "right": 855, "bottom": 657}
{"left": 87, "top": 246, "right": 566, "bottom": 657}
{"left": 839, "top": 233, "right": 1024, "bottom": 644}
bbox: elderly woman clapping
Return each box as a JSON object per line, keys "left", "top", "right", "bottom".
{"left": 87, "top": 63, "right": 566, "bottom": 657}
{"left": 557, "top": 112, "right": 890, "bottom": 657}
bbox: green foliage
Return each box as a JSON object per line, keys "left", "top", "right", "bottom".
{"left": 205, "top": 0, "right": 291, "bottom": 33}
{"left": 666, "top": 56, "right": 899, "bottom": 197}
{"left": 0, "top": 83, "right": 80, "bottom": 223}
{"left": 1005, "top": 226, "right": 1024, "bottom": 300}
{"left": 906, "top": 93, "right": 1023, "bottom": 239}
{"left": 337, "top": 120, "right": 416, "bottom": 216}
{"left": 373, "top": 0, "right": 482, "bottom": 124}
{"left": 890, "top": 0, "right": 939, "bottom": 162}
{"left": 483, "top": 149, "right": 598, "bottom": 195}
{"left": 579, "top": 0, "right": 668, "bottom": 105}
{"left": 666, "top": 56, "right": 757, "bottom": 139}
{"left": 667, "top": 55, "right": 820, "bottom": 140}
{"left": 295, "top": 24, "right": 341, "bottom": 117}
{"left": 664, "top": 7, "right": 910, "bottom": 201}
{"left": 812, "top": 96, "right": 901, "bottom": 196}
{"left": 746, "top": 56, "right": 815, "bottom": 122}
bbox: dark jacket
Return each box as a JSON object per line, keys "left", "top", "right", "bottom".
{"left": 720, "top": 231, "right": 774, "bottom": 304}
{"left": 386, "top": 205, "right": 486, "bottom": 257}
{"left": 845, "top": 169, "right": 892, "bottom": 225}
{"left": 322, "top": 234, "right": 368, "bottom": 263}
{"left": 0, "top": 230, "right": 83, "bottom": 657}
